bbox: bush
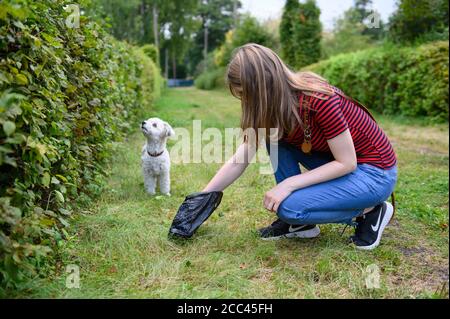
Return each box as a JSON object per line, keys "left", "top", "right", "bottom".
{"left": 194, "top": 67, "right": 226, "bottom": 90}
{"left": 306, "top": 41, "right": 449, "bottom": 121}
{"left": 0, "top": 0, "right": 161, "bottom": 288}
{"left": 141, "top": 44, "right": 160, "bottom": 66}
{"left": 193, "top": 51, "right": 216, "bottom": 78}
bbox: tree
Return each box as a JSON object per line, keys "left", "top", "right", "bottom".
{"left": 352, "top": 0, "right": 385, "bottom": 40}
{"left": 321, "top": 15, "right": 374, "bottom": 58}
{"left": 280, "top": 0, "right": 300, "bottom": 68}
{"left": 89, "top": 0, "right": 147, "bottom": 44}
{"left": 187, "top": 0, "right": 241, "bottom": 75}
{"left": 215, "top": 15, "right": 276, "bottom": 67}
{"left": 90, "top": 0, "right": 200, "bottom": 78}
{"left": 294, "top": 0, "right": 322, "bottom": 68}
{"left": 88, "top": 0, "right": 170, "bottom": 46}
{"left": 263, "top": 17, "right": 282, "bottom": 53}
{"left": 321, "top": 0, "right": 385, "bottom": 58}
{"left": 388, "top": 0, "right": 449, "bottom": 43}
{"left": 280, "top": 0, "right": 322, "bottom": 69}
{"left": 159, "top": 0, "right": 200, "bottom": 79}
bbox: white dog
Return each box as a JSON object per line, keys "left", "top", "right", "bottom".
{"left": 141, "top": 117, "right": 174, "bottom": 195}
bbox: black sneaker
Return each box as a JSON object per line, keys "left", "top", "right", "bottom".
{"left": 349, "top": 202, "right": 394, "bottom": 250}
{"left": 258, "top": 218, "right": 320, "bottom": 240}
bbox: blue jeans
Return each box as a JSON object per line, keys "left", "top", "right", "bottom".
{"left": 267, "top": 141, "right": 398, "bottom": 225}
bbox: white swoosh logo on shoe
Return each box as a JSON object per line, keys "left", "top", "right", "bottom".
{"left": 289, "top": 225, "right": 305, "bottom": 232}
{"left": 371, "top": 213, "right": 382, "bottom": 232}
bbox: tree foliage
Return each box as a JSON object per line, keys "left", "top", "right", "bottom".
{"left": 89, "top": 0, "right": 169, "bottom": 45}
{"left": 280, "top": 0, "right": 300, "bottom": 68}
{"left": 160, "top": 0, "right": 199, "bottom": 78}
{"left": 352, "top": 0, "right": 385, "bottom": 40}
{"left": 215, "top": 15, "right": 276, "bottom": 67}
{"left": 194, "top": 15, "right": 276, "bottom": 90}
{"left": 388, "top": 0, "right": 449, "bottom": 43}
{"left": 187, "top": 0, "right": 241, "bottom": 76}
{"left": 294, "top": 0, "right": 322, "bottom": 68}
{"left": 89, "top": 0, "right": 145, "bottom": 44}
{"left": 280, "top": 0, "right": 322, "bottom": 69}
{"left": 321, "top": 0, "right": 385, "bottom": 59}
{"left": 90, "top": 0, "right": 199, "bottom": 78}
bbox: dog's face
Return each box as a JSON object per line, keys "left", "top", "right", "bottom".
{"left": 141, "top": 118, "right": 174, "bottom": 140}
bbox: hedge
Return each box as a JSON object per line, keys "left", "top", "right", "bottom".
{"left": 0, "top": 0, "right": 161, "bottom": 288}
{"left": 135, "top": 47, "right": 163, "bottom": 102}
{"left": 306, "top": 41, "right": 449, "bottom": 121}
{"left": 141, "top": 44, "right": 160, "bottom": 66}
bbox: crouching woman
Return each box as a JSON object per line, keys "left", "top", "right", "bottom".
{"left": 202, "top": 43, "right": 398, "bottom": 250}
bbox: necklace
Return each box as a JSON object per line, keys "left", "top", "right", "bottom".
{"left": 301, "top": 98, "right": 312, "bottom": 154}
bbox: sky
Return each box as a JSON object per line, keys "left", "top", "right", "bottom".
{"left": 240, "top": 0, "right": 398, "bottom": 30}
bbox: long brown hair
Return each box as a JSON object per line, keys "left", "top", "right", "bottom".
{"left": 227, "top": 43, "right": 334, "bottom": 143}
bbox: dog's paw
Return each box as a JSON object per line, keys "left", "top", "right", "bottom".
{"left": 162, "top": 192, "right": 171, "bottom": 197}
{"left": 146, "top": 190, "right": 156, "bottom": 195}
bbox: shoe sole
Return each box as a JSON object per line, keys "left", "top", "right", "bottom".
{"left": 261, "top": 226, "right": 321, "bottom": 241}
{"left": 356, "top": 202, "right": 393, "bottom": 251}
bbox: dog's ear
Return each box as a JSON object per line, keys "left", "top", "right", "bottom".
{"left": 164, "top": 122, "right": 175, "bottom": 138}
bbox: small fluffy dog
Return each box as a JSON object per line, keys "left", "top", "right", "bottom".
{"left": 141, "top": 117, "right": 174, "bottom": 195}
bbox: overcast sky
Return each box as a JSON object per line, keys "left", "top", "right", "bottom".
{"left": 240, "top": 0, "right": 398, "bottom": 30}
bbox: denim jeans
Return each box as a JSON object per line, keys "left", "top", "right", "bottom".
{"left": 267, "top": 141, "right": 398, "bottom": 225}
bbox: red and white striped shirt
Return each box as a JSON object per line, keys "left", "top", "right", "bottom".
{"left": 283, "top": 87, "right": 397, "bottom": 169}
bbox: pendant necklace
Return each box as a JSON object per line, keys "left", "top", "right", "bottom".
{"left": 301, "top": 98, "right": 312, "bottom": 154}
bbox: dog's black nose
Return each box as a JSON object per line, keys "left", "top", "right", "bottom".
{"left": 141, "top": 121, "right": 146, "bottom": 126}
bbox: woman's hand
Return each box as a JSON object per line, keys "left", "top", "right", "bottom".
{"left": 263, "top": 181, "right": 293, "bottom": 213}
{"left": 203, "top": 142, "right": 257, "bottom": 192}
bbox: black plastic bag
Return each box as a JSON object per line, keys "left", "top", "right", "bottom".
{"left": 168, "top": 191, "right": 223, "bottom": 239}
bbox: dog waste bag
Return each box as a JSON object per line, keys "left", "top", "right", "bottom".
{"left": 169, "top": 191, "right": 223, "bottom": 239}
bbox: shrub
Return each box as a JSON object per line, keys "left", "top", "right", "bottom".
{"left": 306, "top": 41, "right": 449, "bottom": 121}
{"left": 0, "top": 0, "right": 160, "bottom": 288}
{"left": 194, "top": 67, "right": 226, "bottom": 90}
{"left": 141, "top": 44, "right": 160, "bottom": 66}
{"left": 193, "top": 51, "right": 216, "bottom": 78}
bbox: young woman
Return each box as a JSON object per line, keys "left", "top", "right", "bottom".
{"left": 202, "top": 43, "right": 397, "bottom": 250}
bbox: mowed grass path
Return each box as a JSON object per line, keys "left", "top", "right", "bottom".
{"left": 16, "top": 88, "right": 449, "bottom": 298}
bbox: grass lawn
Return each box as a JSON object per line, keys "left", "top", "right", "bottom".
{"left": 9, "top": 87, "right": 449, "bottom": 298}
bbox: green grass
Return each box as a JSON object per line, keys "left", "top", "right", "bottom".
{"left": 8, "top": 87, "right": 449, "bottom": 298}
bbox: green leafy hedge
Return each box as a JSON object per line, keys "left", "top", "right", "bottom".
{"left": 0, "top": 0, "right": 160, "bottom": 288}
{"left": 135, "top": 47, "right": 163, "bottom": 102}
{"left": 142, "top": 44, "right": 160, "bottom": 66}
{"left": 306, "top": 41, "right": 449, "bottom": 121}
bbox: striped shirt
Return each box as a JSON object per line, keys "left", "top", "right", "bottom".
{"left": 283, "top": 87, "right": 397, "bottom": 169}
